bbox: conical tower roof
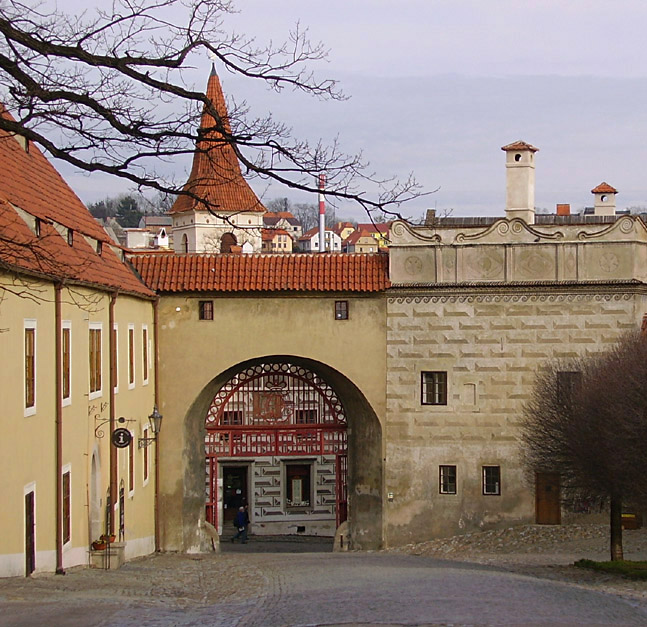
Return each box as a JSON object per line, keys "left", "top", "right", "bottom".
{"left": 170, "top": 66, "right": 265, "bottom": 215}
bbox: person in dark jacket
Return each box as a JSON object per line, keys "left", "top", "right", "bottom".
{"left": 231, "top": 506, "right": 249, "bottom": 543}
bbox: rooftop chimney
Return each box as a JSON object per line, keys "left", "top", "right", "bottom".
{"left": 501, "top": 140, "right": 539, "bottom": 224}
{"left": 591, "top": 182, "right": 617, "bottom": 216}
{"left": 556, "top": 203, "right": 570, "bottom": 216}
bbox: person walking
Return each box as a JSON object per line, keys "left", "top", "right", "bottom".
{"left": 231, "top": 506, "right": 248, "bottom": 543}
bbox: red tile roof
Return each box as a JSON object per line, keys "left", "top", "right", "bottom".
{"left": 170, "top": 67, "right": 265, "bottom": 215}
{"left": 261, "top": 228, "right": 291, "bottom": 242}
{"left": 356, "top": 222, "right": 391, "bottom": 234}
{"left": 501, "top": 140, "right": 539, "bottom": 152}
{"left": 130, "top": 252, "right": 390, "bottom": 293}
{"left": 591, "top": 182, "right": 618, "bottom": 194}
{"left": 0, "top": 114, "right": 153, "bottom": 297}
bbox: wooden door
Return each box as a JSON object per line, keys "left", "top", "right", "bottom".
{"left": 222, "top": 466, "right": 247, "bottom": 524}
{"left": 25, "top": 491, "right": 35, "bottom": 576}
{"left": 535, "top": 472, "right": 561, "bottom": 525}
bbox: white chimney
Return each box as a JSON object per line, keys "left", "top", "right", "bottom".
{"left": 591, "top": 182, "right": 617, "bottom": 216}
{"left": 501, "top": 140, "right": 539, "bottom": 224}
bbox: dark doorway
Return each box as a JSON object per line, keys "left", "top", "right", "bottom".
{"left": 25, "top": 491, "right": 35, "bottom": 576}
{"left": 220, "top": 233, "right": 237, "bottom": 253}
{"left": 535, "top": 472, "right": 561, "bottom": 525}
{"left": 223, "top": 466, "right": 248, "bottom": 524}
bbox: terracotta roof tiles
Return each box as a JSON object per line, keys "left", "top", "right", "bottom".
{"left": 130, "top": 252, "right": 390, "bottom": 293}
{"left": 591, "top": 182, "right": 618, "bottom": 194}
{"left": 501, "top": 140, "right": 539, "bottom": 152}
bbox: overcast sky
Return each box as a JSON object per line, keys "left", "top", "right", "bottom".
{"left": 63, "top": 1, "right": 647, "bottom": 220}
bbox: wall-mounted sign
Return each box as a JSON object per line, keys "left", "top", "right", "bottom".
{"left": 112, "top": 428, "right": 132, "bottom": 448}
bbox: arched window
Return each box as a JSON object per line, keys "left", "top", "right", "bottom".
{"left": 220, "top": 232, "right": 237, "bottom": 253}
{"left": 182, "top": 234, "right": 188, "bottom": 253}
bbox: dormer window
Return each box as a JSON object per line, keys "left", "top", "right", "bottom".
{"left": 96, "top": 240, "right": 103, "bottom": 255}
{"left": 67, "top": 229, "right": 74, "bottom": 246}
{"left": 34, "top": 218, "right": 41, "bottom": 237}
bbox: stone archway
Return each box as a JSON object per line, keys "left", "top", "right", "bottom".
{"left": 180, "top": 355, "right": 383, "bottom": 551}
{"left": 220, "top": 232, "right": 237, "bottom": 253}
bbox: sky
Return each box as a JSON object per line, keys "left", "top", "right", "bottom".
{"left": 60, "top": 1, "right": 647, "bottom": 221}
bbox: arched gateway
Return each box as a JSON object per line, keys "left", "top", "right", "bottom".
{"left": 205, "top": 362, "right": 347, "bottom": 537}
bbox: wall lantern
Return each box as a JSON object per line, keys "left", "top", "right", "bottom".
{"left": 138, "top": 405, "right": 163, "bottom": 448}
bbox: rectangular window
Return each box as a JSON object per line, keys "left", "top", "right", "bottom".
{"left": 295, "top": 409, "right": 317, "bottom": 424}
{"left": 143, "top": 427, "right": 149, "bottom": 484}
{"left": 334, "top": 300, "right": 349, "bottom": 320}
{"left": 439, "top": 465, "right": 457, "bottom": 494}
{"left": 421, "top": 371, "right": 447, "bottom": 405}
{"left": 199, "top": 300, "right": 214, "bottom": 320}
{"left": 62, "top": 323, "right": 71, "bottom": 405}
{"left": 483, "top": 466, "right": 501, "bottom": 495}
{"left": 62, "top": 469, "right": 71, "bottom": 545}
{"left": 128, "top": 437, "right": 135, "bottom": 495}
{"left": 89, "top": 325, "right": 102, "bottom": 398}
{"left": 557, "top": 371, "right": 581, "bottom": 406}
{"left": 285, "top": 463, "right": 311, "bottom": 508}
{"left": 112, "top": 324, "right": 118, "bottom": 393}
{"left": 128, "top": 325, "right": 135, "bottom": 388}
{"left": 142, "top": 325, "right": 149, "bottom": 385}
{"left": 24, "top": 321, "right": 36, "bottom": 414}
{"left": 222, "top": 410, "right": 243, "bottom": 425}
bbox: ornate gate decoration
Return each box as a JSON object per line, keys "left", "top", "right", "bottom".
{"left": 205, "top": 363, "right": 348, "bottom": 529}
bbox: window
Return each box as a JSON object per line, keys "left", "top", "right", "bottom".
{"left": 285, "top": 463, "right": 311, "bottom": 508}
{"left": 62, "top": 323, "right": 71, "bottom": 405}
{"left": 128, "top": 436, "right": 135, "bottom": 495}
{"left": 24, "top": 321, "right": 36, "bottom": 414}
{"left": 421, "top": 371, "right": 447, "bottom": 405}
{"left": 439, "top": 465, "right": 457, "bottom": 494}
{"left": 112, "top": 324, "right": 118, "bottom": 393}
{"left": 295, "top": 409, "right": 317, "bottom": 424}
{"left": 335, "top": 300, "right": 349, "bottom": 320}
{"left": 89, "top": 324, "right": 102, "bottom": 398}
{"left": 67, "top": 229, "right": 73, "bottom": 246}
{"left": 199, "top": 300, "right": 214, "bottom": 321}
{"left": 222, "top": 410, "right": 243, "bottom": 425}
{"left": 62, "top": 469, "right": 71, "bottom": 545}
{"left": 483, "top": 466, "right": 501, "bottom": 495}
{"left": 143, "top": 427, "right": 149, "bottom": 484}
{"left": 142, "top": 325, "right": 149, "bottom": 385}
{"left": 557, "top": 371, "right": 581, "bottom": 407}
{"left": 128, "top": 325, "right": 135, "bottom": 388}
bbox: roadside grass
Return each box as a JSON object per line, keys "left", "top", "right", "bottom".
{"left": 575, "top": 559, "right": 647, "bottom": 580}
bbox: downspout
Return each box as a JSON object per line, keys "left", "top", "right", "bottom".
{"left": 109, "top": 292, "right": 118, "bottom": 535}
{"left": 153, "top": 297, "right": 161, "bottom": 551}
{"left": 55, "top": 283, "right": 65, "bottom": 574}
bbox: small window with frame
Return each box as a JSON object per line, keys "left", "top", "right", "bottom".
{"left": 285, "top": 463, "right": 312, "bottom": 509}
{"left": 334, "top": 300, "right": 349, "bottom": 320}
{"left": 421, "top": 371, "right": 447, "bottom": 405}
{"left": 482, "top": 465, "right": 501, "bottom": 495}
{"left": 199, "top": 300, "right": 214, "bottom": 321}
{"left": 439, "top": 465, "right": 457, "bottom": 494}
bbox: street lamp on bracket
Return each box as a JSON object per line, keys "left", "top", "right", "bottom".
{"left": 138, "top": 405, "right": 163, "bottom": 448}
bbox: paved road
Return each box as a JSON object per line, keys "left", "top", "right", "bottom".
{"left": 1, "top": 542, "right": 646, "bottom": 626}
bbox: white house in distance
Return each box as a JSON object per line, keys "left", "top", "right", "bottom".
{"left": 169, "top": 66, "right": 265, "bottom": 254}
{"left": 297, "top": 227, "right": 342, "bottom": 252}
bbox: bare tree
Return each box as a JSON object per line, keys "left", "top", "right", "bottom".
{"left": 0, "top": 0, "right": 427, "bottom": 219}
{"left": 521, "top": 331, "right": 647, "bottom": 560}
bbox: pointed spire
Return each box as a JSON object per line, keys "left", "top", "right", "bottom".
{"left": 170, "top": 68, "right": 265, "bottom": 215}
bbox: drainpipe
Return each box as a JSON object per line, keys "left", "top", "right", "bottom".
{"left": 153, "top": 297, "right": 161, "bottom": 551}
{"left": 109, "top": 293, "right": 118, "bottom": 535}
{"left": 55, "top": 283, "right": 65, "bottom": 574}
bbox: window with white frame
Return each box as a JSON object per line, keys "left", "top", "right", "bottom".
{"left": 62, "top": 466, "right": 71, "bottom": 545}
{"left": 128, "top": 324, "right": 135, "bottom": 388}
{"left": 142, "top": 426, "right": 150, "bottom": 485}
{"left": 112, "top": 323, "right": 119, "bottom": 394}
{"left": 439, "top": 465, "right": 457, "bottom": 494}
{"left": 482, "top": 465, "right": 501, "bottom": 495}
{"left": 142, "top": 325, "right": 149, "bottom": 385}
{"left": 284, "top": 462, "right": 312, "bottom": 509}
{"left": 128, "top": 435, "right": 135, "bottom": 496}
{"left": 89, "top": 323, "right": 102, "bottom": 399}
{"left": 24, "top": 319, "right": 36, "bottom": 415}
{"left": 62, "top": 322, "right": 71, "bottom": 406}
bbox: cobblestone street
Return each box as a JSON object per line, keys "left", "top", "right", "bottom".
{"left": 2, "top": 529, "right": 647, "bottom": 626}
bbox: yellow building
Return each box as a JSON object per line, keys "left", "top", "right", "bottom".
{"left": 0, "top": 114, "right": 158, "bottom": 577}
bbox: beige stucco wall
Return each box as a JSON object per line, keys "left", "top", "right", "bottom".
{"left": 156, "top": 292, "right": 386, "bottom": 551}
{"left": 0, "top": 274, "right": 156, "bottom": 577}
